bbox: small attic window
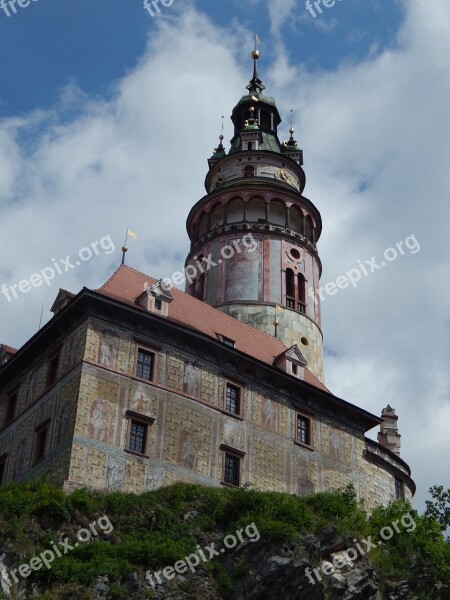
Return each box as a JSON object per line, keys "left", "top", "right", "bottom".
{"left": 138, "top": 280, "right": 173, "bottom": 316}
{"left": 217, "top": 334, "right": 236, "bottom": 348}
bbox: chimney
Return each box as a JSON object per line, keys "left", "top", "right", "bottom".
{"left": 377, "top": 405, "right": 401, "bottom": 456}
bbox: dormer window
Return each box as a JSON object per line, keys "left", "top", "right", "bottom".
{"left": 274, "top": 345, "right": 307, "bottom": 379}
{"left": 217, "top": 334, "right": 236, "bottom": 348}
{"left": 138, "top": 280, "right": 173, "bottom": 316}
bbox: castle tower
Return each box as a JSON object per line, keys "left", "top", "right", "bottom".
{"left": 185, "top": 50, "right": 324, "bottom": 382}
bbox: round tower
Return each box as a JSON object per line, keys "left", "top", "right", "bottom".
{"left": 185, "top": 51, "right": 324, "bottom": 382}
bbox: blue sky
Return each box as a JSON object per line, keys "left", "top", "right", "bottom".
{"left": 1, "top": 0, "right": 450, "bottom": 515}
{"left": 0, "top": 0, "right": 404, "bottom": 115}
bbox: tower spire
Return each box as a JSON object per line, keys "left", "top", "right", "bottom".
{"left": 246, "top": 36, "right": 265, "bottom": 96}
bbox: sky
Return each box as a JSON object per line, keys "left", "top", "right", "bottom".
{"left": 0, "top": 0, "right": 449, "bottom": 515}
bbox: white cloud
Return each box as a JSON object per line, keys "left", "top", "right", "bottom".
{"left": 1, "top": 0, "right": 449, "bottom": 513}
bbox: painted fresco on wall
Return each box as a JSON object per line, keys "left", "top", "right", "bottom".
{"left": 225, "top": 238, "right": 261, "bottom": 302}
{"left": 107, "top": 456, "right": 125, "bottom": 491}
{"left": 183, "top": 362, "right": 201, "bottom": 397}
{"left": 55, "top": 400, "right": 71, "bottom": 445}
{"left": 88, "top": 399, "right": 113, "bottom": 444}
{"left": 130, "top": 386, "right": 152, "bottom": 414}
{"left": 178, "top": 430, "right": 199, "bottom": 470}
{"left": 223, "top": 421, "right": 242, "bottom": 448}
{"left": 262, "top": 397, "right": 277, "bottom": 431}
{"left": 98, "top": 329, "right": 119, "bottom": 369}
{"left": 146, "top": 467, "right": 164, "bottom": 491}
{"left": 68, "top": 330, "right": 81, "bottom": 370}
{"left": 329, "top": 430, "right": 345, "bottom": 462}
{"left": 297, "top": 458, "right": 314, "bottom": 496}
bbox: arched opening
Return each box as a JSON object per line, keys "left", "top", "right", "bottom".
{"left": 304, "top": 215, "right": 313, "bottom": 242}
{"left": 289, "top": 206, "right": 303, "bottom": 233}
{"left": 210, "top": 203, "right": 224, "bottom": 229}
{"left": 298, "top": 273, "right": 306, "bottom": 313}
{"left": 244, "top": 165, "right": 254, "bottom": 178}
{"left": 247, "top": 142, "right": 253, "bottom": 151}
{"left": 198, "top": 212, "right": 208, "bottom": 238}
{"left": 247, "top": 197, "right": 266, "bottom": 223}
{"left": 285, "top": 269, "right": 295, "bottom": 308}
{"left": 227, "top": 198, "right": 245, "bottom": 224}
{"left": 269, "top": 200, "right": 286, "bottom": 226}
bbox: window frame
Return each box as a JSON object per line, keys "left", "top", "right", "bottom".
{"left": 4, "top": 389, "right": 18, "bottom": 427}
{"left": 295, "top": 412, "right": 313, "bottom": 450}
{"left": 33, "top": 419, "right": 51, "bottom": 465}
{"left": 224, "top": 380, "right": 243, "bottom": 417}
{"left": 124, "top": 410, "right": 155, "bottom": 458}
{"left": 395, "top": 477, "right": 405, "bottom": 501}
{"left": 46, "top": 348, "right": 61, "bottom": 389}
{"left": 134, "top": 346, "right": 157, "bottom": 382}
{"left": 220, "top": 444, "right": 245, "bottom": 488}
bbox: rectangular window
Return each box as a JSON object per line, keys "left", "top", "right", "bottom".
{"left": 0, "top": 455, "right": 7, "bottom": 485}
{"left": 225, "top": 383, "right": 241, "bottom": 415}
{"left": 296, "top": 414, "right": 311, "bottom": 446}
{"left": 136, "top": 348, "right": 155, "bottom": 381}
{"left": 154, "top": 299, "right": 162, "bottom": 311}
{"left": 46, "top": 351, "right": 60, "bottom": 388}
{"left": 128, "top": 420, "right": 147, "bottom": 455}
{"left": 34, "top": 421, "right": 50, "bottom": 464}
{"left": 395, "top": 477, "right": 405, "bottom": 501}
{"left": 5, "top": 392, "right": 17, "bottom": 425}
{"left": 224, "top": 453, "right": 240, "bottom": 487}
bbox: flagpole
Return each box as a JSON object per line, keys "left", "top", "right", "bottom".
{"left": 121, "top": 229, "right": 129, "bottom": 266}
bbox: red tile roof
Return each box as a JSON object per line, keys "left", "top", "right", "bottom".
{"left": 0, "top": 344, "right": 17, "bottom": 356}
{"left": 97, "top": 265, "right": 329, "bottom": 393}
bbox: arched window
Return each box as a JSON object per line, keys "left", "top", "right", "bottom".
{"left": 247, "top": 198, "right": 266, "bottom": 222}
{"left": 198, "top": 212, "right": 208, "bottom": 237}
{"left": 269, "top": 200, "right": 286, "bottom": 226}
{"left": 298, "top": 274, "right": 306, "bottom": 313}
{"left": 285, "top": 269, "right": 295, "bottom": 308}
{"left": 289, "top": 206, "right": 303, "bottom": 233}
{"left": 304, "top": 215, "right": 313, "bottom": 241}
{"left": 244, "top": 165, "right": 254, "bottom": 178}
{"left": 247, "top": 142, "right": 253, "bottom": 151}
{"left": 227, "top": 198, "right": 245, "bottom": 224}
{"left": 211, "top": 203, "right": 224, "bottom": 229}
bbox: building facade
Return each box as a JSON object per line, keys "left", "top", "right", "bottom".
{"left": 0, "top": 54, "right": 415, "bottom": 510}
